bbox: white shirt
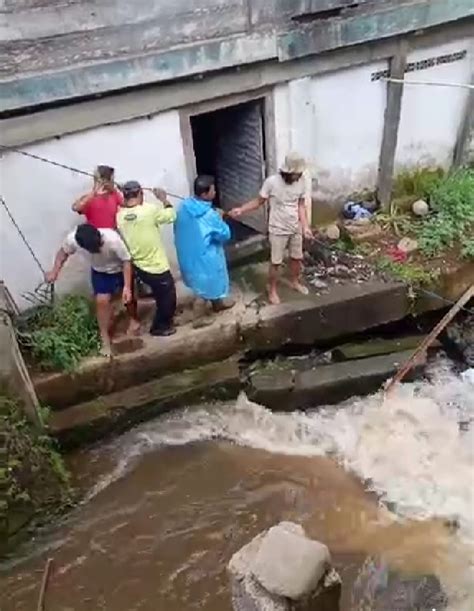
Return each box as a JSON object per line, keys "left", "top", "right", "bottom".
{"left": 62, "top": 228, "right": 131, "bottom": 273}
{"left": 260, "top": 174, "right": 305, "bottom": 235}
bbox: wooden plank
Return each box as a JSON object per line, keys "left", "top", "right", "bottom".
{"left": 377, "top": 42, "right": 408, "bottom": 210}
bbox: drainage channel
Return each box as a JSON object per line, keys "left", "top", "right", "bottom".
{"left": 0, "top": 342, "right": 473, "bottom": 611}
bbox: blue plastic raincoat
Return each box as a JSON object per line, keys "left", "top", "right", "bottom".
{"left": 174, "top": 197, "right": 231, "bottom": 300}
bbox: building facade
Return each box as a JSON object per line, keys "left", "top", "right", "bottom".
{"left": 1, "top": 0, "right": 473, "bottom": 305}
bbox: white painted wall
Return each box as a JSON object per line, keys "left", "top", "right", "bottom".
{"left": 395, "top": 39, "right": 473, "bottom": 170}
{"left": 0, "top": 110, "right": 189, "bottom": 308}
{"left": 274, "top": 62, "right": 388, "bottom": 203}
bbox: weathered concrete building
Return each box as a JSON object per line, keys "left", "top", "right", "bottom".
{"left": 0, "top": 0, "right": 473, "bottom": 304}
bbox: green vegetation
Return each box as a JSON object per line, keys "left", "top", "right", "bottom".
{"left": 416, "top": 169, "right": 474, "bottom": 258}
{"left": 16, "top": 295, "right": 100, "bottom": 371}
{"left": 377, "top": 258, "right": 439, "bottom": 287}
{"left": 375, "top": 204, "right": 413, "bottom": 236}
{"left": 392, "top": 166, "right": 445, "bottom": 201}
{"left": 0, "top": 395, "right": 73, "bottom": 549}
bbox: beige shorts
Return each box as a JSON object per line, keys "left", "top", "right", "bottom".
{"left": 269, "top": 233, "right": 303, "bottom": 265}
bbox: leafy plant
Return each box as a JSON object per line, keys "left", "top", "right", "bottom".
{"left": 376, "top": 202, "right": 414, "bottom": 236}
{"left": 416, "top": 169, "right": 474, "bottom": 258}
{"left": 392, "top": 166, "right": 445, "bottom": 200}
{"left": 15, "top": 295, "right": 100, "bottom": 371}
{"left": 377, "top": 257, "right": 439, "bottom": 286}
{"left": 461, "top": 236, "right": 474, "bottom": 260}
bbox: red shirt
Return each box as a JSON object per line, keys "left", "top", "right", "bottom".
{"left": 82, "top": 190, "right": 123, "bottom": 229}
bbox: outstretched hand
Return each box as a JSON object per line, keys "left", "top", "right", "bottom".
{"left": 153, "top": 187, "right": 167, "bottom": 203}
{"left": 44, "top": 270, "right": 57, "bottom": 284}
{"left": 228, "top": 207, "right": 243, "bottom": 219}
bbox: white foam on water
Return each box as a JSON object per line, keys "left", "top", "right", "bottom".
{"left": 94, "top": 358, "right": 474, "bottom": 608}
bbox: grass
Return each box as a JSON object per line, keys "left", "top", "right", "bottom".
{"left": 392, "top": 166, "right": 445, "bottom": 201}
{"left": 416, "top": 169, "right": 474, "bottom": 258}
{"left": 15, "top": 294, "right": 100, "bottom": 372}
{"left": 376, "top": 258, "right": 439, "bottom": 286}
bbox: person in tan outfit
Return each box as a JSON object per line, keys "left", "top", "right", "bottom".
{"left": 229, "top": 152, "right": 312, "bottom": 305}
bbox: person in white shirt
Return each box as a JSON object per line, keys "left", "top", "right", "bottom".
{"left": 45, "top": 223, "right": 139, "bottom": 357}
{"left": 229, "top": 152, "right": 312, "bottom": 305}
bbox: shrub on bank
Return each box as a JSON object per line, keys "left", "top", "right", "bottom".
{"left": 0, "top": 395, "right": 73, "bottom": 555}
{"left": 16, "top": 295, "right": 100, "bottom": 372}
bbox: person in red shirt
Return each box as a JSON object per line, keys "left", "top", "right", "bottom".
{"left": 72, "top": 165, "right": 123, "bottom": 229}
{"left": 72, "top": 165, "right": 140, "bottom": 336}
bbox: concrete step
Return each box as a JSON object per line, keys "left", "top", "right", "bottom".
{"left": 247, "top": 350, "right": 426, "bottom": 411}
{"left": 49, "top": 358, "right": 240, "bottom": 450}
{"left": 331, "top": 335, "right": 440, "bottom": 361}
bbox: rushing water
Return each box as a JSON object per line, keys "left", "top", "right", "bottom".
{"left": 1, "top": 358, "right": 473, "bottom": 610}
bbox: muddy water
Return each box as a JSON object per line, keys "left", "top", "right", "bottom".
{"left": 1, "top": 359, "right": 473, "bottom": 610}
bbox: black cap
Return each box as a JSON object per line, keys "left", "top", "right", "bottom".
{"left": 122, "top": 180, "right": 142, "bottom": 197}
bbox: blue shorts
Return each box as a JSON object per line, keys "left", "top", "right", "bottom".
{"left": 91, "top": 269, "right": 123, "bottom": 295}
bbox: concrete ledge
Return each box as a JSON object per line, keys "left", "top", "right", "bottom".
{"left": 241, "top": 281, "right": 410, "bottom": 352}
{"left": 248, "top": 350, "right": 425, "bottom": 411}
{"left": 50, "top": 358, "right": 240, "bottom": 450}
{"left": 33, "top": 263, "right": 473, "bottom": 412}
{"left": 35, "top": 319, "right": 240, "bottom": 409}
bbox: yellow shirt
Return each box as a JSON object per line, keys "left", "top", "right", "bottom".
{"left": 117, "top": 202, "right": 176, "bottom": 274}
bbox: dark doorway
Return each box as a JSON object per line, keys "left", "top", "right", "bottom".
{"left": 190, "top": 99, "right": 267, "bottom": 241}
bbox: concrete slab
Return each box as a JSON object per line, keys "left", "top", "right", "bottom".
{"left": 50, "top": 358, "right": 240, "bottom": 450}
{"left": 32, "top": 260, "right": 473, "bottom": 419}
{"left": 248, "top": 350, "right": 425, "bottom": 411}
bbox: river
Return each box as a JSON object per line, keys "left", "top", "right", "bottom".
{"left": 1, "top": 358, "right": 473, "bottom": 610}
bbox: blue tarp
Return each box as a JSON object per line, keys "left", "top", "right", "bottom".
{"left": 174, "top": 197, "right": 231, "bottom": 300}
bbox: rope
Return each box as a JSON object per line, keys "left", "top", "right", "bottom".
{"left": 0, "top": 195, "right": 45, "bottom": 274}
{"left": 1, "top": 144, "right": 471, "bottom": 315}
{"left": 0, "top": 144, "right": 185, "bottom": 201}
{"left": 381, "top": 77, "right": 474, "bottom": 90}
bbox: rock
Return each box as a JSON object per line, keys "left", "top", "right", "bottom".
{"left": 397, "top": 237, "right": 418, "bottom": 254}
{"left": 323, "top": 224, "right": 341, "bottom": 241}
{"left": 344, "top": 222, "right": 383, "bottom": 243}
{"left": 309, "top": 277, "right": 328, "bottom": 289}
{"left": 252, "top": 523, "right": 330, "bottom": 600}
{"left": 441, "top": 314, "right": 474, "bottom": 366}
{"left": 412, "top": 199, "right": 430, "bottom": 216}
{"left": 228, "top": 522, "right": 340, "bottom": 611}
{"left": 352, "top": 558, "right": 448, "bottom": 610}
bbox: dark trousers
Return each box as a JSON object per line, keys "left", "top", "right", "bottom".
{"left": 134, "top": 268, "right": 176, "bottom": 333}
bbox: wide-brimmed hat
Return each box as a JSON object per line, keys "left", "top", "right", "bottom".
{"left": 280, "top": 152, "right": 306, "bottom": 174}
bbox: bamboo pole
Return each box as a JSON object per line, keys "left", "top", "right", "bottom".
{"left": 37, "top": 558, "right": 53, "bottom": 611}
{"left": 385, "top": 284, "right": 474, "bottom": 395}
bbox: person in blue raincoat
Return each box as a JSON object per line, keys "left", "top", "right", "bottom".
{"left": 175, "top": 175, "right": 235, "bottom": 313}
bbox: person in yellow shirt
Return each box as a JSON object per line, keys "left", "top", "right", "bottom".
{"left": 117, "top": 181, "right": 177, "bottom": 336}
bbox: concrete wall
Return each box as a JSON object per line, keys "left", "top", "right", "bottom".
{"left": 274, "top": 61, "right": 388, "bottom": 200}
{"left": 1, "top": 35, "right": 471, "bottom": 307}
{"left": 0, "top": 111, "right": 188, "bottom": 307}
{"left": 1, "top": 0, "right": 472, "bottom": 111}
{"left": 395, "top": 38, "right": 473, "bottom": 170}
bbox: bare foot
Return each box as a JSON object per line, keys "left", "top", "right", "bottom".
{"left": 99, "top": 342, "right": 113, "bottom": 358}
{"left": 291, "top": 282, "right": 309, "bottom": 296}
{"left": 126, "top": 319, "right": 141, "bottom": 336}
{"left": 268, "top": 288, "right": 281, "bottom": 305}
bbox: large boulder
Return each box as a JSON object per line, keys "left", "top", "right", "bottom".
{"left": 228, "top": 522, "right": 341, "bottom": 611}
